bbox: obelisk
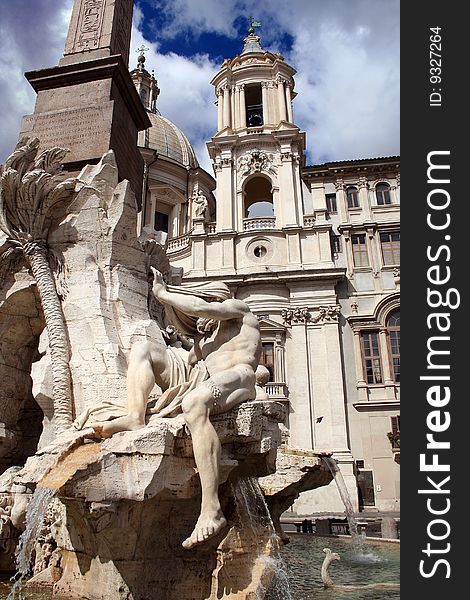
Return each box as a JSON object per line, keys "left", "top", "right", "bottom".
{"left": 20, "top": 0, "right": 150, "bottom": 201}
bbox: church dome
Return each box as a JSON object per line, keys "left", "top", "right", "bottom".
{"left": 145, "top": 112, "right": 199, "bottom": 169}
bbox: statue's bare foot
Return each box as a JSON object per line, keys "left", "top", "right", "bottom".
{"left": 182, "top": 511, "right": 227, "bottom": 549}
{"left": 91, "top": 416, "right": 145, "bottom": 439}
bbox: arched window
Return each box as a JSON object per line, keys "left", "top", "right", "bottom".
{"left": 376, "top": 182, "right": 392, "bottom": 205}
{"left": 346, "top": 186, "right": 359, "bottom": 209}
{"left": 244, "top": 176, "right": 274, "bottom": 219}
{"left": 387, "top": 309, "right": 400, "bottom": 382}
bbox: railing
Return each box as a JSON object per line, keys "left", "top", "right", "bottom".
{"left": 265, "top": 382, "right": 288, "bottom": 398}
{"left": 167, "top": 234, "right": 190, "bottom": 253}
{"left": 303, "top": 215, "right": 316, "bottom": 227}
{"left": 243, "top": 217, "right": 276, "bottom": 231}
{"left": 207, "top": 222, "right": 216, "bottom": 234}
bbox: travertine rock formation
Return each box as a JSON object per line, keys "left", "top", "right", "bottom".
{"left": 12, "top": 401, "right": 283, "bottom": 600}
{"left": 260, "top": 448, "right": 333, "bottom": 542}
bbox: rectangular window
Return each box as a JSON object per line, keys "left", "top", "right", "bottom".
{"left": 391, "top": 415, "right": 400, "bottom": 434}
{"left": 330, "top": 234, "right": 342, "bottom": 255}
{"left": 326, "top": 194, "right": 337, "bottom": 213}
{"left": 361, "top": 331, "right": 383, "bottom": 384}
{"left": 380, "top": 231, "right": 400, "bottom": 265}
{"left": 245, "top": 84, "right": 263, "bottom": 127}
{"left": 388, "top": 329, "right": 400, "bottom": 382}
{"left": 357, "top": 470, "right": 375, "bottom": 508}
{"left": 351, "top": 234, "right": 369, "bottom": 267}
{"left": 260, "top": 342, "right": 275, "bottom": 381}
{"left": 154, "top": 211, "right": 169, "bottom": 233}
{"left": 347, "top": 187, "right": 359, "bottom": 209}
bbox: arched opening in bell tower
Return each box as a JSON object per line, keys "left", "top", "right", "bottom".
{"left": 245, "top": 84, "right": 263, "bottom": 127}
{"left": 243, "top": 176, "right": 274, "bottom": 219}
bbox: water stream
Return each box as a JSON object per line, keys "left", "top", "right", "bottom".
{"left": 233, "top": 477, "right": 292, "bottom": 600}
{"left": 7, "top": 488, "right": 56, "bottom": 600}
{"left": 320, "top": 457, "right": 378, "bottom": 560}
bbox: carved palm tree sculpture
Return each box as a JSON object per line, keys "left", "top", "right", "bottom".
{"left": 0, "top": 137, "right": 77, "bottom": 431}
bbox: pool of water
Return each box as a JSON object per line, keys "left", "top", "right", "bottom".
{"left": 280, "top": 535, "right": 400, "bottom": 600}
{"left": 1, "top": 536, "right": 399, "bottom": 600}
{"left": 0, "top": 581, "right": 54, "bottom": 600}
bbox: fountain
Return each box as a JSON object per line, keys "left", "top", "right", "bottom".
{"left": 232, "top": 478, "right": 291, "bottom": 600}
{"left": 320, "top": 547, "right": 400, "bottom": 591}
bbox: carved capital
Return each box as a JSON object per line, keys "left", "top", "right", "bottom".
{"left": 358, "top": 176, "right": 369, "bottom": 190}
{"left": 334, "top": 179, "right": 344, "bottom": 192}
{"left": 310, "top": 305, "right": 341, "bottom": 324}
{"left": 281, "top": 307, "right": 311, "bottom": 326}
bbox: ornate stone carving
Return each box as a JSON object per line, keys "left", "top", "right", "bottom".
{"left": 281, "top": 307, "right": 311, "bottom": 326}
{"left": 358, "top": 176, "right": 369, "bottom": 190}
{"left": 282, "top": 305, "right": 341, "bottom": 326}
{"left": 0, "top": 137, "right": 78, "bottom": 432}
{"left": 334, "top": 179, "right": 344, "bottom": 192}
{"left": 237, "top": 149, "right": 277, "bottom": 177}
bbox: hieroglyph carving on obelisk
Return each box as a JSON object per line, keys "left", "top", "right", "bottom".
{"left": 61, "top": 0, "right": 133, "bottom": 66}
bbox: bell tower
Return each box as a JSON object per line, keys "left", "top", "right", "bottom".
{"left": 207, "top": 22, "right": 307, "bottom": 237}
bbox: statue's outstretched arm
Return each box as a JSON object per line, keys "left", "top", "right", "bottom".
{"left": 151, "top": 268, "right": 246, "bottom": 321}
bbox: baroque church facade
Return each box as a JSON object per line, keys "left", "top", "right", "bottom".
{"left": 131, "top": 30, "right": 400, "bottom": 515}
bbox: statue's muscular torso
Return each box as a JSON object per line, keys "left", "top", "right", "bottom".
{"left": 193, "top": 310, "right": 261, "bottom": 376}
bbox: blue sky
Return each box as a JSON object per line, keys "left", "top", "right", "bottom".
{"left": 0, "top": 0, "right": 400, "bottom": 174}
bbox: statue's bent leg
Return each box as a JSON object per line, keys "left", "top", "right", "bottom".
{"left": 181, "top": 364, "right": 256, "bottom": 549}
{"left": 93, "top": 342, "right": 167, "bottom": 437}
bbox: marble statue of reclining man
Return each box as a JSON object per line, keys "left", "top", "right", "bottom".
{"left": 91, "top": 267, "right": 261, "bottom": 550}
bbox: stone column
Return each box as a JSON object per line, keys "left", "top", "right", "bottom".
{"left": 217, "top": 89, "right": 224, "bottom": 131}
{"left": 285, "top": 83, "right": 293, "bottom": 123}
{"left": 274, "top": 337, "right": 285, "bottom": 382}
{"left": 234, "top": 86, "right": 241, "bottom": 129}
{"left": 261, "top": 81, "right": 270, "bottom": 125}
{"left": 353, "top": 330, "right": 368, "bottom": 401}
{"left": 334, "top": 180, "right": 349, "bottom": 224}
{"left": 358, "top": 176, "right": 373, "bottom": 220}
{"left": 239, "top": 84, "right": 246, "bottom": 128}
{"left": 277, "top": 77, "right": 287, "bottom": 122}
{"left": 367, "top": 227, "right": 380, "bottom": 276}
{"left": 379, "top": 328, "right": 394, "bottom": 385}
{"left": 223, "top": 85, "right": 231, "bottom": 129}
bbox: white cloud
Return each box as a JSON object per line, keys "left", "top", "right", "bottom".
{"left": 0, "top": 0, "right": 73, "bottom": 163}
{"left": 140, "top": 0, "right": 400, "bottom": 164}
{"left": 1, "top": 0, "right": 399, "bottom": 170}
{"left": 131, "top": 18, "right": 218, "bottom": 174}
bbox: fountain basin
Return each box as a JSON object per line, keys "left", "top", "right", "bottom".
{"left": 8, "top": 402, "right": 294, "bottom": 600}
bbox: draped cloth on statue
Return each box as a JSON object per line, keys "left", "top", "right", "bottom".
{"left": 148, "top": 346, "right": 208, "bottom": 418}
{"left": 73, "top": 346, "right": 208, "bottom": 428}
{"left": 163, "top": 282, "right": 231, "bottom": 337}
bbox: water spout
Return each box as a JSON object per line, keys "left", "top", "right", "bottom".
{"left": 8, "top": 487, "right": 56, "bottom": 600}
{"left": 233, "top": 477, "right": 292, "bottom": 600}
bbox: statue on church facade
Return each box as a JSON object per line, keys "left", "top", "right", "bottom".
{"left": 91, "top": 267, "right": 262, "bottom": 549}
{"left": 192, "top": 189, "right": 209, "bottom": 221}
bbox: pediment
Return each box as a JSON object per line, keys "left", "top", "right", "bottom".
{"left": 256, "top": 316, "right": 286, "bottom": 332}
